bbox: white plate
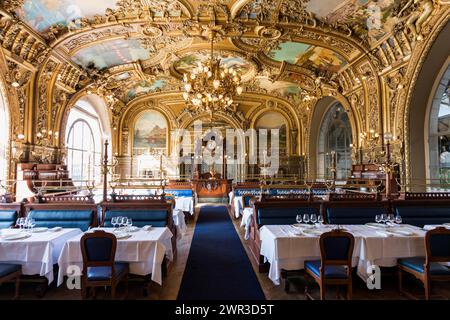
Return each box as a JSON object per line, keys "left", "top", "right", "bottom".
{"left": 32, "top": 227, "right": 48, "bottom": 233}
{"left": 2, "top": 232, "right": 32, "bottom": 241}
{"left": 301, "top": 228, "right": 324, "bottom": 236}
{"left": 114, "top": 232, "right": 131, "bottom": 240}
{"left": 386, "top": 228, "right": 415, "bottom": 236}
{"left": 366, "top": 223, "right": 388, "bottom": 229}
{"left": 128, "top": 226, "right": 139, "bottom": 232}
{"left": 293, "top": 223, "right": 314, "bottom": 229}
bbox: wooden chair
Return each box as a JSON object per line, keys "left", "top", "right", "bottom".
{"left": 398, "top": 227, "right": 450, "bottom": 300}
{"left": 80, "top": 230, "right": 129, "bottom": 299}
{"left": 304, "top": 230, "right": 355, "bottom": 300}
{"left": 0, "top": 263, "right": 21, "bottom": 299}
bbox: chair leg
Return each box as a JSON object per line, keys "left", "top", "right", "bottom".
{"left": 424, "top": 278, "right": 431, "bottom": 300}
{"left": 14, "top": 276, "right": 20, "bottom": 300}
{"left": 347, "top": 282, "right": 353, "bottom": 300}
{"left": 319, "top": 282, "right": 325, "bottom": 300}
{"left": 398, "top": 268, "right": 403, "bottom": 294}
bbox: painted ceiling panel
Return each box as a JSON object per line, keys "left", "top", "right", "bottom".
{"left": 268, "top": 42, "right": 347, "bottom": 73}
{"left": 16, "top": 0, "right": 117, "bottom": 33}
{"left": 71, "top": 39, "right": 150, "bottom": 70}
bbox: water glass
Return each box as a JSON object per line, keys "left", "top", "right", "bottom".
{"left": 126, "top": 218, "right": 132, "bottom": 231}
{"left": 111, "top": 217, "right": 118, "bottom": 229}
{"left": 381, "top": 213, "right": 388, "bottom": 224}
{"left": 375, "top": 215, "right": 381, "bottom": 224}
{"left": 303, "top": 213, "right": 310, "bottom": 224}
{"left": 296, "top": 214, "right": 302, "bottom": 224}
{"left": 310, "top": 213, "right": 318, "bottom": 225}
{"left": 317, "top": 215, "right": 324, "bottom": 226}
{"left": 395, "top": 215, "right": 402, "bottom": 225}
{"left": 388, "top": 214, "right": 395, "bottom": 225}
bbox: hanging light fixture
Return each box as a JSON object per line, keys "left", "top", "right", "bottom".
{"left": 182, "top": 30, "right": 243, "bottom": 117}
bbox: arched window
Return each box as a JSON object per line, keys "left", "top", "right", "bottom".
{"left": 0, "top": 78, "right": 10, "bottom": 182}
{"left": 428, "top": 65, "right": 450, "bottom": 186}
{"left": 318, "top": 104, "right": 352, "bottom": 180}
{"left": 66, "top": 101, "right": 102, "bottom": 183}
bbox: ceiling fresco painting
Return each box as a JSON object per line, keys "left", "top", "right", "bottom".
{"left": 173, "top": 51, "right": 255, "bottom": 81}
{"left": 71, "top": 39, "right": 150, "bottom": 70}
{"left": 123, "top": 77, "right": 172, "bottom": 103}
{"left": 269, "top": 42, "right": 347, "bottom": 73}
{"left": 255, "top": 77, "right": 304, "bottom": 105}
{"left": 15, "top": 0, "right": 117, "bottom": 33}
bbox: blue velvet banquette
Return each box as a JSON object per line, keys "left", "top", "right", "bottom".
{"left": 391, "top": 197, "right": 450, "bottom": 227}
{"left": 25, "top": 202, "right": 98, "bottom": 231}
{"left": 0, "top": 203, "right": 22, "bottom": 229}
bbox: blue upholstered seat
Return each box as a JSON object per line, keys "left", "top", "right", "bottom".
{"left": 234, "top": 189, "right": 260, "bottom": 197}
{"left": 165, "top": 189, "right": 193, "bottom": 197}
{"left": 242, "top": 195, "right": 253, "bottom": 207}
{"left": 258, "top": 207, "right": 320, "bottom": 226}
{"left": 304, "top": 260, "right": 349, "bottom": 279}
{"left": 87, "top": 263, "right": 128, "bottom": 281}
{"left": 0, "top": 263, "right": 21, "bottom": 278}
{"left": 0, "top": 210, "right": 18, "bottom": 229}
{"left": 394, "top": 207, "right": 450, "bottom": 227}
{"left": 104, "top": 210, "right": 168, "bottom": 228}
{"left": 398, "top": 258, "right": 450, "bottom": 275}
{"left": 326, "top": 207, "right": 387, "bottom": 225}
{"left": 28, "top": 210, "right": 94, "bottom": 231}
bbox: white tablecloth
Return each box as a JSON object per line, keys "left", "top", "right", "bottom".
{"left": 57, "top": 227, "right": 173, "bottom": 286}
{"left": 260, "top": 224, "right": 426, "bottom": 285}
{"left": 233, "top": 196, "right": 243, "bottom": 218}
{"left": 240, "top": 208, "right": 254, "bottom": 240}
{"left": 174, "top": 197, "right": 194, "bottom": 215}
{"left": 0, "top": 228, "right": 82, "bottom": 284}
{"left": 228, "top": 191, "right": 233, "bottom": 205}
{"left": 173, "top": 209, "right": 187, "bottom": 239}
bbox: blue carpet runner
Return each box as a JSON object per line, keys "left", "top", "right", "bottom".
{"left": 177, "top": 206, "right": 265, "bottom": 300}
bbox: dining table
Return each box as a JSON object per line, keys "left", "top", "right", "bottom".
{"left": 240, "top": 208, "right": 254, "bottom": 240}
{"left": 0, "top": 228, "right": 83, "bottom": 284}
{"left": 259, "top": 224, "right": 427, "bottom": 285}
{"left": 174, "top": 197, "right": 194, "bottom": 215}
{"left": 57, "top": 227, "right": 173, "bottom": 287}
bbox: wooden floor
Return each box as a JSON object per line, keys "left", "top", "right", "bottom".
{"left": 0, "top": 204, "right": 448, "bottom": 300}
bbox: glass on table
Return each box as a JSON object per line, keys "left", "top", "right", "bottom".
{"left": 317, "top": 215, "right": 324, "bottom": 226}
{"left": 296, "top": 214, "right": 302, "bottom": 224}
{"left": 126, "top": 218, "right": 132, "bottom": 231}
{"left": 16, "top": 218, "right": 25, "bottom": 230}
{"left": 310, "top": 213, "right": 318, "bottom": 225}
{"left": 388, "top": 214, "right": 395, "bottom": 225}
{"left": 303, "top": 213, "right": 310, "bottom": 224}
{"left": 111, "top": 217, "right": 118, "bottom": 229}
{"left": 375, "top": 215, "right": 382, "bottom": 224}
{"left": 380, "top": 213, "right": 388, "bottom": 224}
{"left": 395, "top": 215, "right": 402, "bottom": 225}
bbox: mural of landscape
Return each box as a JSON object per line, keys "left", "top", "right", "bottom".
{"left": 124, "top": 77, "right": 170, "bottom": 103}
{"left": 174, "top": 52, "right": 253, "bottom": 78}
{"left": 133, "top": 111, "right": 168, "bottom": 154}
{"left": 255, "top": 111, "right": 288, "bottom": 156}
{"left": 269, "top": 42, "right": 347, "bottom": 73}
{"left": 15, "top": 0, "right": 117, "bottom": 34}
{"left": 324, "top": 0, "right": 402, "bottom": 42}
{"left": 72, "top": 39, "right": 150, "bottom": 70}
{"left": 256, "top": 77, "right": 303, "bottom": 105}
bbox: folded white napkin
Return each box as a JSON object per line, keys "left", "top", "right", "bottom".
{"left": 142, "top": 225, "right": 152, "bottom": 231}
{"left": 50, "top": 227, "right": 62, "bottom": 232}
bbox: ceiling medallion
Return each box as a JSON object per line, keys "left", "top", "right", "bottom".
{"left": 182, "top": 30, "right": 243, "bottom": 118}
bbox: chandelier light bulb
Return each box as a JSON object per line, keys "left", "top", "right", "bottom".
{"left": 213, "top": 79, "right": 220, "bottom": 89}
{"left": 183, "top": 92, "right": 189, "bottom": 100}
{"left": 184, "top": 83, "right": 192, "bottom": 92}
{"left": 236, "top": 86, "right": 243, "bottom": 95}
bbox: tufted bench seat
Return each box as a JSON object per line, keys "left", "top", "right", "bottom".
{"left": 165, "top": 189, "right": 193, "bottom": 198}
{"left": 0, "top": 210, "right": 19, "bottom": 229}
{"left": 324, "top": 206, "right": 389, "bottom": 225}
{"left": 257, "top": 206, "right": 320, "bottom": 226}
{"left": 391, "top": 200, "right": 450, "bottom": 227}
{"left": 27, "top": 210, "right": 96, "bottom": 231}
{"left": 103, "top": 210, "right": 170, "bottom": 228}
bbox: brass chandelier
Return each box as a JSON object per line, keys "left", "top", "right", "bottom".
{"left": 182, "top": 31, "right": 243, "bottom": 116}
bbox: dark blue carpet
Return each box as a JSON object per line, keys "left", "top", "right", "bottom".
{"left": 177, "top": 206, "right": 265, "bottom": 300}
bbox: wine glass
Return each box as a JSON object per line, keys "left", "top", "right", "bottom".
{"left": 317, "top": 215, "right": 324, "bottom": 226}
{"left": 375, "top": 215, "right": 382, "bottom": 224}
{"left": 381, "top": 213, "right": 388, "bottom": 225}
{"left": 126, "top": 218, "right": 132, "bottom": 231}
{"left": 388, "top": 214, "right": 395, "bottom": 225}
{"left": 310, "top": 213, "right": 318, "bottom": 226}
{"left": 28, "top": 218, "right": 35, "bottom": 232}
{"left": 16, "top": 218, "right": 24, "bottom": 230}
{"left": 120, "top": 217, "right": 127, "bottom": 230}
{"left": 111, "top": 217, "right": 118, "bottom": 230}
{"left": 296, "top": 214, "right": 302, "bottom": 225}
{"left": 303, "top": 213, "right": 310, "bottom": 225}
{"left": 395, "top": 215, "right": 403, "bottom": 225}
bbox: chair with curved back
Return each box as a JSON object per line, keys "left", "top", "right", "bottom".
{"left": 80, "top": 230, "right": 129, "bottom": 299}
{"left": 398, "top": 227, "right": 450, "bottom": 299}
{"left": 304, "top": 229, "right": 355, "bottom": 300}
